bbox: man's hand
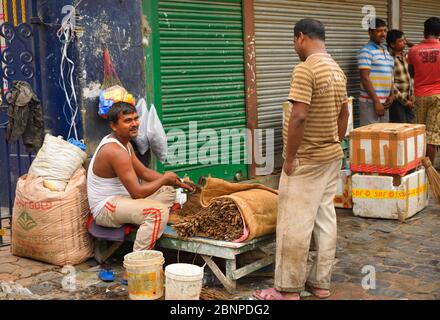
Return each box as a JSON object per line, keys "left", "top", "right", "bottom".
{"left": 283, "top": 159, "right": 297, "bottom": 176}
{"left": 163, "top": 172, "right": 178, "bottom": 186}
{"left": 406, "top": 100, "right": 414, "bottom": 109}
{"left": 175, "top": 179, "right": 194, "bottom": 192}
{"left": 383, "top": 95, "right": 394, "bottom": 109}
{"left": 374, "top": 101, "right": 385, "bottom": 117}
{"left": 164, "top": 173, "right": 195, "bottom": 192}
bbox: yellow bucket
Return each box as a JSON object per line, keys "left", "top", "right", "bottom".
{"left": 123, "top": 250, "right": 164, "bottom": 300}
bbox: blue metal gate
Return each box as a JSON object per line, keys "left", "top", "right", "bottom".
{"left": 0, "top": 0, "right": 38, "bottom": 246}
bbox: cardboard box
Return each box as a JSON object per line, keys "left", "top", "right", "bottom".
{"left": 334, "top": 169, "right": 352, "bottom": 209}
{"left": 352, "top": 167, "right": 428, "bottom": 220}
{"left": 350, "top": 123, "right": 426, "bottom": 176}
{"left": 345, "top": 97, "right": 354, "bottom": 137}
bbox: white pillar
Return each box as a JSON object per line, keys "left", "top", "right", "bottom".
{"left": 390, "top": 0, "right": 401, "bottom": 29}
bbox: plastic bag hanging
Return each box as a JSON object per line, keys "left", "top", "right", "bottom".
{"left": 133, "top": 98, "right": 150, "bottom": 155}
{"left": 101, "top": 48, "right": 122, "bottom": 89}
{"left": 98, "top": 48, "right": 135, "bottom": 118}
{"left": 147, "top": 104, "right": 167, "bottom": 162}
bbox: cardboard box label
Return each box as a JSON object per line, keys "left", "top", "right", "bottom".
{"left": 352, "top": 184, "right": 427, "bottom": 200}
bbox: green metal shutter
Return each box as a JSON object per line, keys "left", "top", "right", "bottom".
{"left": 402, "top": 0, "right": 440, "bottom": 44}
{"left": 157, "top": 0, "right": 248, "bottom": 182}
{"left": 253, "top": 0, "right": 388, "bottom": 168}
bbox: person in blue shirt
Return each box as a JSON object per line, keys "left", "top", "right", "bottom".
{"left": 358, "top": 18, "right": 395, "bottom": 125}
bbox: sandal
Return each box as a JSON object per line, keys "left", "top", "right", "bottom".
{"left": 309, "top": 287, "right": 331, "bottom": 299}
{"left": 253, "top": 288, "right": 300, "bottom": 300}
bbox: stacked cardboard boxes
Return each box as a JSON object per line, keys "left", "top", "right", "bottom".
{"left": 349, "top": 123, "right": 428, "bottom": 220}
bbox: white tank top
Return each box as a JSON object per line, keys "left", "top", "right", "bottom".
{"left": 87, "top": 134, "right": 131, "bottom": 218}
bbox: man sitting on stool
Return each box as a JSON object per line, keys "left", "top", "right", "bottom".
{"left": 87, "top": 102, "right": 192, "bottom": 251}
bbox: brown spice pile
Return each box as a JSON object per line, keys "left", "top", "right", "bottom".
{"left": 168, "top": 192, "right": 203, "bottom": 225}
{"left": 172, "top": 198, "right": 244, "bottom": 241}
{"left": 176, "top": 192, "right": 204, "bottom": 217}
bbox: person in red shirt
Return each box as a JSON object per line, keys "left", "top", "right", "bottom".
{"left": 408, "top": 17, "right": 440, "bottom": 164}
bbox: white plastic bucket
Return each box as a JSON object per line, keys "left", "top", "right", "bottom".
{"left": 123, "top": 250, "right": 165, "bottom": 300}
{"left": 165, "top": 263, "right": 204, "bottom": 300}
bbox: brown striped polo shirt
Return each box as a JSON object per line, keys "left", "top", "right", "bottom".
{"left": 283, "top": 53, "right": 347, "bottom": 163}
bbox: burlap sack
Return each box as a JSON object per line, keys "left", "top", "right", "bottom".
{"left": 200, "top": 178, "right": 278, "bottom": 241}
{"left": 12, "top": 168, "right": 93, "bottom": 266}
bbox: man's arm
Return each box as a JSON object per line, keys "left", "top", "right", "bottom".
{"left": 109, "top": 146, "right": 176, "bottom": 199}
{"left": 384, "top": 81, "right": 395, "bottom": 107}
{"left": 129, "top": 144, "right": 163, "bottom": 182}
{"left": 283, "top": 63, "right": 313, "bottom": 175}
{"left": 359, "top": 69, "right": 385, "bottom": 116}
{"left": 284, "top": 101, "right": 309, "bottom": 161}
{"left": 129, "top": 144, "right": 194, "bottom": 191}
{"left": 408, "top": 64, "right": 415, "bottom": 78}
{"left": 407, "top": 49, "right": 415, "bottom": 78}
{"left": 338, "top": 101, "right": 349, "bottom": 142}
{"left": 407, "top": 63, "right": 415, "bottom": 108}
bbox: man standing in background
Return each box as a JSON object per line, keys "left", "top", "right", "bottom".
{"left": 408, "top": 17, "right": 440, "bottom": 164}
{"left": 358, "top": 18, "right": 395, "bottom": 125}
{"left": 387, "top": 29, "right": 415, "bottom": 123}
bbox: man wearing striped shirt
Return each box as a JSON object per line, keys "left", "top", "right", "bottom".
{"left": 254, "top": 19, "right": 349, "bottom": 301}
{"left": 358, "top": 18, "right": 395, "bottom": 125}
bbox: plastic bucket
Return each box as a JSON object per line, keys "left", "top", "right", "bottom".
{"left": 165, "top": 263, "right": 204, "bottom": 300}
{"left": 123, "top": 250, "right": 165, "bottom": 300}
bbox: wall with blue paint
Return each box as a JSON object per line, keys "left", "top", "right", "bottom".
{"left": 33, "top": 0, "right": 146, "bottom": 152}
{"left": 0, "top": 0, "right": 146, "bottom": 212}
{"left": 33, "top": 0, "right": 83, "bottom": 138}
{"left": 74, "top": 0, "right": 146, "bottom": 155}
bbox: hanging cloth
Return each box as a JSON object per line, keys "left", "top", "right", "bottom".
{"left": 6, "top": 80, "right": 44, "bottom": 153}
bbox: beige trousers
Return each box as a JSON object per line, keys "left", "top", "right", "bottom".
{"left": 275, "top": 158, "right": 341, "bottom": 292}
{"left": 95, "top": 186, "right": 176, "bottom": 251}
